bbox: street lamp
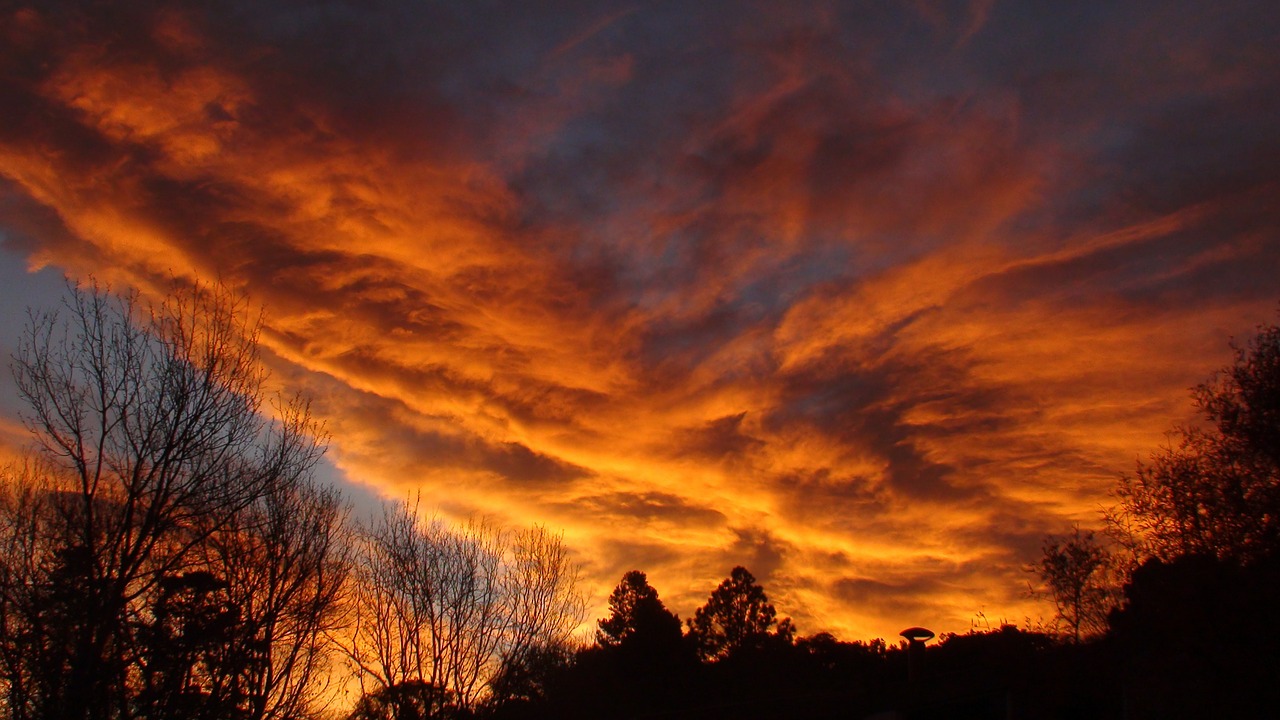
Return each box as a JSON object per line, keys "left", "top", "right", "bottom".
{"left": 899, "top": 626, "right": 934, "bottom": 684}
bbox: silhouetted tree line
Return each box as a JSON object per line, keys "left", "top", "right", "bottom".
{"left": 1, "top": 281, "right": 1277, "bottom": 719}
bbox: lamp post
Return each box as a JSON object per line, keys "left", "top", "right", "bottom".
{"left": 899, "top": 626, "right": 934, "bottom": 684}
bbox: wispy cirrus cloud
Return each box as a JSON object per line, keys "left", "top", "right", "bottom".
{"left": 1, "top": 0, "right": 1278, "bottom": 640}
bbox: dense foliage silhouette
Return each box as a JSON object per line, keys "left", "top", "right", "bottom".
{"left": 686, "top": 566, "right": 794, "bottom": 663}
{"left": 1108, "top": 554, "right": 1280, "bottom": 718}
{"left": 596, "top": 570, "right": 683, "bottom": 652}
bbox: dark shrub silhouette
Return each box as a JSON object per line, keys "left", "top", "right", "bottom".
{"left": 347, "top": 680, "right": 468, "bottom": 720}
{"left": 1109, "top": 554, "right": 1280, "bottom": 719}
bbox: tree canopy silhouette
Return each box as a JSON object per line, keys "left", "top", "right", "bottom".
{"left": 1110, "top": 317, "right": 1280, "bottom": 564}
{"left": 596, "top": 570, "right": 682, "bottom": 651}
{"left": 686, "top": 566, "right": 793, "bottom": 662}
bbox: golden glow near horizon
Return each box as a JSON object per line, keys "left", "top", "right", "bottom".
{"left": 1, "top": 1, "right": 1279, "bottom": 642}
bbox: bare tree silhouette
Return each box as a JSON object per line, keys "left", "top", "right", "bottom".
{"left": 0, "top": 280, "right": 348, "bottom": 720}
{"left": 1031, "top": 527, "right": 1120, "bottom": 642}
{"left": 340, "top": 496, "right": 584, "bottom": 715}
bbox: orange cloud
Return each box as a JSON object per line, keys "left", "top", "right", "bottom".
{"left": 1, "top": 0, "right": 1279, "bottom": 643}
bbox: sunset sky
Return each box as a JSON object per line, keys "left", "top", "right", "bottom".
{"left": 1, "top": 0, "right": 1278, "bottom": 642}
